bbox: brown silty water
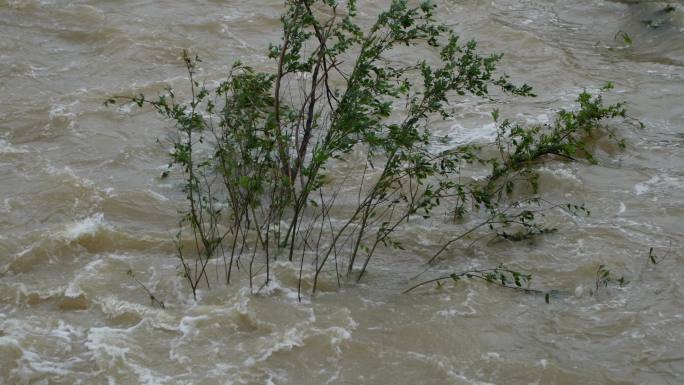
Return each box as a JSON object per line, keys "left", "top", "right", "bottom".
{"left": 1, "top": 0, "right": 683, "bottom": 384}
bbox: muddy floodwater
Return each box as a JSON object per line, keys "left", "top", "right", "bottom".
{"left": 1, "top": 0, "right": 684, "bottom": 384}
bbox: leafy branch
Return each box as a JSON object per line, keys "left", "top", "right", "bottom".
{"left": 107, "top": 0, "right": 640, "bottom": 300}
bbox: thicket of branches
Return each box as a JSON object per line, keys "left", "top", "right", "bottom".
{"left": 108, "top": 0, "right": 637, "bottom": 300}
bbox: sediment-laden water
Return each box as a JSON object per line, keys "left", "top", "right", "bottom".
{"left": 1, "top": 0, "right": 683, "bottom": 384}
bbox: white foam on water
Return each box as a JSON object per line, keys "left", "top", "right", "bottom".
{"left": 48, "top": 104, "right": 75, "bottom": 120}
{"left": 242, "top": 326, "right": 306, "bottom": 367}
{"left": 617, "top": 201, "right": 626, "bottom": 215}
{"left": 45, "top": 103, "right": 81, "bottom": 134}
{"left": 308, "top": 307, "right": 357, "bottom": 357}
{"left": 447, "top": 122, "right": 498, "bottom": 145}
{"left": 169, "top": 314, "right": 211, "bottom": 365}
{"left": 538, "top": 165, "right": 582, "bottom": 184}
{"left": 0, "top": 317, "right": 86, "bottom": 383}
{"left": 63, "top": 280, "right": 84, "bottom": 298}
{"left": 44, "top": 164, "right": 97, "bottom": 194}
{"left": 145, "top": 189, "right": 169, "bottom": 202}
{"left": 0, "top": 139, "right": 28, "bottom": 154}
{"left": 634, "top": 177, "right": 655, "bottom": 195}
{"left": 255, "top": 271, "right": 311, "bottom": 304}
{"left": 540, "top": 358, "right": 548, "bottom": 369}
{"left": 55, "top": 259, "right": 106, "bottom": 301}
{"left": 11, "top": 282, "right": 65, "bottom": 305}
{"left": 239, "top": 305, "right": 317, "bottom": 369}
{"left": 1, "top": 198, "right": 12, "bottom": 213}
{"left": 50, "top": 320, "right": 84, "bottom": 342}
{"left": 523, "top": 113, "right": 551, "bottom": 125}
{"left": 435, "top": 287, "right": 478, "bottom": 317}
{"left": 62, "top": 213, "right": 109, "bottom": 242}
{"left": 205, "top": 363, "right": 239, "bottom": 385}
{"left": 634, "top": 174, "right": 684, "bottom": 196}
{"left": 19, "top": 349, "right": 76, "bottom": 377}
{"left": 323, "top": 326, "right": 351, "bottom": 346}
{"left": 0, "top": 332, "right": 24, "bottom": 352}
{"left": 406, "top": 351, "right": 496, "bottom": 385}
{"left": 481, "top": 352, "right": 501, "bottom": 361}
{"left": 85, "top": 321, "right": 173, "bottom": 385}
{"left": 97, "top": 296, "right": 174, "bottom": 328}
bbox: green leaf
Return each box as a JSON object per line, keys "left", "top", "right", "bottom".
{"left": 491, "top": 108, "right": 500, "bottom": 122}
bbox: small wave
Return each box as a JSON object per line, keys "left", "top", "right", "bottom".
{"left": 538, "top": 165, "right": 582, "bottom": 184}
{"left": 435, "top": 286, "right": 479, "bottom": 317}
{"left": 47, "top": 102, "right": 79, "bottom": 132}
{"left": 634, "top": 174, "right": 684, "bottom": 196}
{"left": 2, "top": 223, "right": 172, "bottom": 275}
{"left": 145, "top": 189, "right": 169, "bottom": 202}
{"left": 96, "top": 295, "right": 176, "bottom": 330}
{"left": 0, "top": 139, "right": 28, "bottom": 154}
{"left": 44, "top": 163, "right": 87, "bottom": 180}
{"left": 0, "top": 198, "right": 12, "bottom": 214}
{"left": 448, "top": 122, "right": 498, "bottom": 146}
{"left": 0, "top": 316, "right": 88, "bottom": 384}
{"left": 63, "top": 213, "right": 109, "bottom": 242}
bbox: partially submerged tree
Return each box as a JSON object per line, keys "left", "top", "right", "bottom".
{"left": 108, "top": 0, "right": 638, "bottom": 300}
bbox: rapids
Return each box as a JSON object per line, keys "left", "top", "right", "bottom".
{"left": 1, "top": 1, "right": 683, "bottom": 384}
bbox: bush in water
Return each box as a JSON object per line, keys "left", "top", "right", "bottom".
{"left": 108, "top": 0, "right": 640, "bottom": 300}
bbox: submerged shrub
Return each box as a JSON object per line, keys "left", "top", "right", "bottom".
{"left": 108, "top": 0, "right": 639, "bottom": 300}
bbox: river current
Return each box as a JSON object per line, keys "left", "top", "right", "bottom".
{"left": 1, "top": 1, "right": 683, "bottom": 384}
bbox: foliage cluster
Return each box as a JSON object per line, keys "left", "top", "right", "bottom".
{"left": 108, "top": 0, "right": 637, "bottom": 300}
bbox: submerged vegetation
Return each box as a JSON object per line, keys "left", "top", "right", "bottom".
{"left": 108, "top": 0, "right": 640, "bottom": 300}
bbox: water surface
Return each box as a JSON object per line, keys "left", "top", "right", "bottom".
{"left": 1, "top": 1, "right": 683, "bottom": 384}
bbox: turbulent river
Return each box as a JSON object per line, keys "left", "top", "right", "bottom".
{"left": 2, "top": 0, "right": 684, "bottom": 384}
